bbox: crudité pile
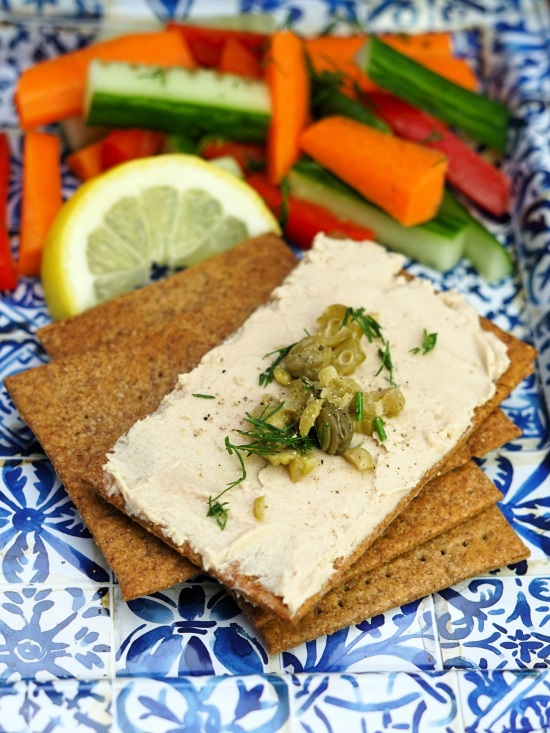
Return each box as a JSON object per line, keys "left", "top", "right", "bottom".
{"left": 0, "top": 15, "right": 513, "bottom": 301}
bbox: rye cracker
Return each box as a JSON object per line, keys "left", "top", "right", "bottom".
{"left": 5, "top": 235, "right": 297, "bottom": 599}
{"left": 94, "top": 306, "right": 535, "bottom": 622}
{"left": 244, "top": 460, "right": 503, "bottom": 629}
{"left": 37, "top": 233, "right": 292, "bottom": 360}
{"left": 239, "top": 505, "right": 530, "bottom": 654}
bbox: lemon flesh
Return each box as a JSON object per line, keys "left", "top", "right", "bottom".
{"left": 42, "top": 154, "right": 280, "bottom": 320}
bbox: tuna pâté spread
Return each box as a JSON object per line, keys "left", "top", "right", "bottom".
{"left": 103, "top": 236, "right": 509, "bottom": 616}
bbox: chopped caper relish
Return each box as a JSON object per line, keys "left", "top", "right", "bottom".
{"left": 210, "top": 304, "right": 405, "bottom": 528}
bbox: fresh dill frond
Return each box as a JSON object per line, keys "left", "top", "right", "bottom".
{"left": 208, "top": 403, "right": 314, "bottom": 529}
{"left": 410, "top": 329, "right": 438, "bottom": 356}
{"left": 259, "top": 342, "right": 296, "bottom": 386}
{"left": 376, "top": 341, "right": 396, "bottom": 386}
{"left": 192, "top": 393, "right": 215, "bottom": 399}
{"left": 341, "top": 307, "right": 384, "bottom": 343}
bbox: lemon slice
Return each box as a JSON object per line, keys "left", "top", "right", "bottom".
{"left": 41, "top": 154, "right": 280, "bottom": 320}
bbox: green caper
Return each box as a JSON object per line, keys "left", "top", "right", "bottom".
{"left": 315, "top": 403, "right": 354, "bottom": 455}
{"left": 283, "top": 335, "right": 333, "bottom": 380}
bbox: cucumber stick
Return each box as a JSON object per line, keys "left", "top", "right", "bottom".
{"left": 360, "top": 37, "right": 509, "bottom": 152}
{"left": 85, "top": 61, "right": 271, "bottom": 141}
{"left": 439, "top": 189, "right": 513, "bottom": 282}
{"left": 290, "top": 159, "right": 467, "bottom": 273}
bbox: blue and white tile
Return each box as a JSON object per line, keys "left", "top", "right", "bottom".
{"left": 281, "top": 597, "right": 440, "bottom": 674}
{"left": 436, "top": 577, "right": 550, "bottom": 671}
{"left": 0, "top": 678, "right": 112, "bottom": 733}
{"left": 113, "top": 582, "right": 275, "bottom": 678}
{"left": 0, "top": 586, "right": 111, "bottom": 683}
{"left": 479, "top": 452, "right": 550, "bottom": 573}
{"left": 289, "top": 671, "right": 461, "bottom": 732}
{"left": 113, "top": 673, "right": 290, "bottom": 732}
{"left": 0, "top": 460, "right": 111, "bottom": 585}
{"left": 457, "top": 669, "right": 550, "bottom": 733}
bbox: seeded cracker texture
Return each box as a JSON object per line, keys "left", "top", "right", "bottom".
{"left": 37, "top": 233, "right": 294, "bottom": 360}
{"left": 244, "top": 460, "right": 505, "bottom": 629}
{"left": 240, "top": 506, "right": 529, "bottom": 654}
{"left": 5, "top": 234, "right": 297, "bottom": 600}
{"left": 93, "top": 241, "right": 536, "bottom": 621}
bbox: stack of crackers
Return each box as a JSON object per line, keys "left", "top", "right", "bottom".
{"left": 5, "top": 234, "right": 535, "bottom": 653}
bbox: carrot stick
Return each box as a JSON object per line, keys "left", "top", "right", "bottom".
{"left": 16, "top": 30, "right": 196, "bottom": 130}
{"left": 299, "top": 115, "right": 448, "bottom": 227}
{"left": 414, "top": 55, "right": 477, "bottom": 91}
{"left": 19, "top": 132, "right": 62, "bottom": 276}
{"left": 305, "top": 36, "right": 375, "bottom": 94}
{"left": 219, "top": 37, "right": 262, "bottom": 78}
{"left": 380, "top": 32, "right": 452, "bottom": 57}
{"left": 306, "top": 36, "right": 476, "bottom": 94}
{"left": 266, "top": 31, "right": 310, "bottom": 185}
{"left": 66, "top": 139, "right": 104, "bottom": 181}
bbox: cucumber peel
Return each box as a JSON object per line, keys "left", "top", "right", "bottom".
{"left": 85, "top": 61, "right": 271, "bottom": 141}
{"left": 359, "top": 36, "right": 509, "bottom": 152}
{"left": 439, "top": 189, "right": 513, "bottom": 283}
{"left": 289, "top": 159, "right": 467, "bottom": 273}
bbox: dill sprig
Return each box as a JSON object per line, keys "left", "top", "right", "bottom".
{"left": 376, "top": 341, "right": 396, "bottom": 386}
{"left": 410, "top": 329, "right": 438, "bottom": 356}
{"left": 341, "top": 307, "right": 384, "bottom": 343}
{"left": 207, "top": 403, "right": 314, "bottom": 529}
{"left": 342, "top": 307, "right": 396, "bottom": 384}
{"left": 259, "top": 342, "right": 296, "bottom": 386}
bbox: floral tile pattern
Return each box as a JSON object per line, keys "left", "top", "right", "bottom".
{"left": 0, "top": 586, "right": 111, "bottom": 684}
{"left": 0, "top": 1, "right": 549, "bottom": 732}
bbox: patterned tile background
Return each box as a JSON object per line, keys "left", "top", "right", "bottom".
{"left": 0, "top": 1, "right": 550, "bottom": 731}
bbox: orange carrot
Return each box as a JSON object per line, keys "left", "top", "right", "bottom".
{"left": 306, "top": 35, "right": 476, "bottom": 94}
{"left": 16, "top": 30, "right": 196, "bottom": 130}
{"left": 380, "top": 32, "right": 452, "bottom": 57}
{"left": 219, "top": 37, "right": 262, "bottom": 78}
{"left": 413, "top": 54, "right": 477, "bottom": 91}
{"left": 19, "top": 132, "right": 62, "bottom": 276}
{"left": 299, "top": 116, "right": 448, "bottom": 227}
{"left": 66, "top": 139, "right": 104, "bottom": 181}
{"left": 266, "top": 31, "right": 310, "bottom": 185}
{"left": 305, "top": 36, "right": 375, "bottom": 93}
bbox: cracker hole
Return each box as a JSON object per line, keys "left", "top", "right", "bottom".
{"left": 419, "top": 556, "right": 426, "bottom": 562}
{"left": 385, "top": 573, "right": 392, "bottom": 579}
{"left": 364, "top": 579, "right": 370, "bottom": 586}
{"left": 315, "top": 607, "right": 323, "bottom": 616}
{"left": 158, "top": 371, "right": 164, "bottom": 379}
{"left": 462, "top": 541, "right": 469, "bottom": 547}
{"left": 482, "top": 534, "right": 489, "bottom": 541}
{"left": 343, "top": 585, "right": 350, "bottom": 592}
{"left": 440, "top": 550, "right": 446, "bottom": 556}
{"left": 338, "top": 600, "right": 345, "bottom": 608}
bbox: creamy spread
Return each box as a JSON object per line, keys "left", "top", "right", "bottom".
{"left": 103, "top": 236, "right": 510, "bottom": 616}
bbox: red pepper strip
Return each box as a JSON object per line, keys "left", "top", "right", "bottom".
{"left": 0, "top": 133, "right": 16, "bottom": 290}
{"left": 101, "top": 129, "right": 165, "bottom": 171}
{"left": 369, "top": 92, "right": 509, "bottom": 217}
{"left": 201, "top": 140, "right": 266, "bottom": 173}
{"left": 166, "top": 23, "right": 266, "bottom": 68}
{"left": 247, "top": 174, "right": 374, "bottom": 249}
{"left": 218, "top": 37, "right": 263, "bottom": 79}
